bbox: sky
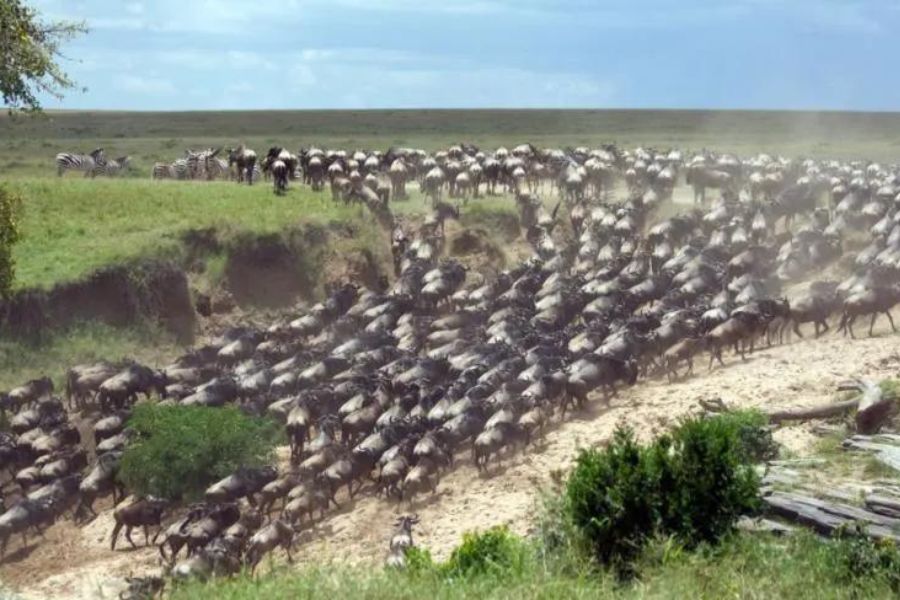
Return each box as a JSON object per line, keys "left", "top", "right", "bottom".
{"left": 29, "top": 0, "right": 900, "bottom": 111}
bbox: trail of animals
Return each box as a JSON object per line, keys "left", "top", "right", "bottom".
{"left": 7, "top": 143, "right": 900, "bottom": 598}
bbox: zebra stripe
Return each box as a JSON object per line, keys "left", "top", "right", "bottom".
{"left": 203, "top": 157, "right": 230, "bottom": 180}
{"left": 152, "top": 159, "right": 190, "bottom": 180}
{"left": 185, "top": 148, "right": 224, "bottom": 180}
{"left": 56, "top": 149, "right": 105, "bottom": 177}
{"left": 92, "top": 156, "right": 131, "bottom": 177}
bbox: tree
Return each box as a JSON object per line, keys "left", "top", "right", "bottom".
{"left": 0, "top": 0, "right": 86, "bottom": 113}
{"left": 0, "top": 185, "right": 22, "bottom": 300}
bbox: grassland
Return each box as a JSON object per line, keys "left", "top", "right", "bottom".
{"left": 2, "top": 109, "right": 900, "bottom": 178}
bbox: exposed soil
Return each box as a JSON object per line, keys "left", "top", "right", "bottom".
{"left": 7, "top": 325, "right": 900, "bottom": 598}
{"left": 0, "top": 261, "right": 196, "bottom": 344}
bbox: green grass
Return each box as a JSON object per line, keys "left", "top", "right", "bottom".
{"left": 4, "top": 178, "right": 365, "bottom": 290}
{"left": 169, "top": 532, "right": 898, "bottom": 600}
{"left": 0, "top": 320, "right": 181, "bottom": 391}
{"left": 4, "top": 178, "right": 522, "bottom": 291}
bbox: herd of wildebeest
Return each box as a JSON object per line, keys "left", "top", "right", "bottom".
{"left": 8, "top": 141, "right": 900, "bottom": 593}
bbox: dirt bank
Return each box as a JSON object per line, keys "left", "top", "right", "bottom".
{"left": 0, "top": 261, "right": 195, "bottom": 344}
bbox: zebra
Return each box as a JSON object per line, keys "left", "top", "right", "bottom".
{"left": 151, "top": 162, "right": 175, "bottom": 180}
{"left": 203, "top": 155, "right": 230, "bottom": 180}
{"left": 227, "top": 145, "right": 258, "bottom": 184}
{"left": 152, "top": 159, "right": 190, "bottom": 180}
{"left": 56, "top": 148, "right": 105, "bottom": 177}
{"left": 92, "top": 156, "right": 131, "bottom": 177}
{"left": 185, "top": 148, "right": 222, "bottom": 180}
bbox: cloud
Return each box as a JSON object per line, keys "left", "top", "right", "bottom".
{"left": 115, "top": 75, "right": 177, "bottom": 95}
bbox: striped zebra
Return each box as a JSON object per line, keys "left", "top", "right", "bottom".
{"left": 203, "top": 156, "right": 230, "bottom": 180}
{"left": 56, "top": 148, "right": 105, "bottom": 177}
{"left": 152, "top": 159, "right": 191, "bottom": 180}
{"left": 92, "top": 156, "right": 131, "bottom": 177}
{"left": 185, "top": 148, "right": 223, "bottom": 180}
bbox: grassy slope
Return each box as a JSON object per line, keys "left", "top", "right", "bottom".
{"left": 6, "top": 178, "right": 516, "bottom": 291}
{"left": 2, "top": 109, "right": 900, "bottom": 177}
{"left": 0, "top": 178, "right": 516, "bottom": 390}
{"left": 171, "top": 533, "right": 896, "bottom": 600}
{"left": 6, "top": 179, "right": 361, "bottom": 290}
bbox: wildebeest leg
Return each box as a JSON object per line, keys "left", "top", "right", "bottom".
{"left": 869, "top": 313, "right": 878, "bottom": 337}
{"left": 285, "top": 540, "right": 294, "bottom": 563}
{"left": 847, "top": 315, "right": 857, "bottom": 339}
{"left": 143, "top": 525, "right": 150, "bottom": 546}
{"left": 886, "top": 311, "right": 896, "bottom": 333}
{"left": 152, "top": 526, "right": 161, "bottom": 544}
{"left": 125, "top": 525, "right": 137, "bottom": 549}
{"left": 819, "top": 319, "right": 829, "bottom": 334}
{"left": 687, "top": 357, "right": 694, "bottom": 375}
{"left": 666, "top": 364, "right": 677, "bottom": 382}
{"left": 111, "top": 521, "right": 123, "bottom": 550}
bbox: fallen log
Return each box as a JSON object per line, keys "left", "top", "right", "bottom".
{"left": 763, "top": 379, "right": 893, "bottom": 433}
{"left": 764, "top": 491, "right": 900, "bottom": 542}
{"left": 865, "top": 494, "right": 900, "bottom": 519}
{"left": 842, "top": 379, "right": 894, "bottom": 435}
{"left": 766, "top": 399, "right": 860, "bottom": 424}
{"left": 841, "top": 437, "right": 900, "bottom": 473}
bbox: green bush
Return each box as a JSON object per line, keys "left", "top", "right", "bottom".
{"left": 565, "top": 415, "right": 763, "bottom": 573}
{"left": 658, "top": 416, "right": 762, "bottom": 548}
{"left": 118, "top": 404, "right": 278, "bottom": 500}
{"left": 711, "top": 409, "right": 778, "bottom": 464}
{"left": 565, "top": 428, "right": 663, "bottom": 572}
{"left": 0, "top": 185, "right": 23, "bottom": 299}
{"left": 442, "top": 526, "right": 528, "bottom": 578}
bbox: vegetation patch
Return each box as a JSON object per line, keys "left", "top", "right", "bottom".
{"left": 118, "top": 404, "right": 278, "bottom": 501}
{"left": 565, "top": 413, "right": 763, "bottom": 574}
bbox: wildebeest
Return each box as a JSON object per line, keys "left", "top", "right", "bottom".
{"left": 111, "top": 497, "right": 169, "bottom": 550}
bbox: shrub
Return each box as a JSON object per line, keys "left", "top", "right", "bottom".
{"left": 657, "top": 416, "right": 762, "bottom": 548}
{"left": 711, "top": 409, "right": 778, "bottom": 463}
{"left": 0, "top": 185, "right": 23, "bottom": 299}
{"left": 118, "top": 403, "right": 278, "bottom": 501}
{"left": 403, "top": 546, "right": 437, "bottom": 575}
{"left": 564, "top": 415, "right": 763, "bottom": 573}
{"left": 441, "top": 526, "right": 528, "bottom": 578}
{"left": 565, "top": 427, "right": 662, "bottom": 571}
